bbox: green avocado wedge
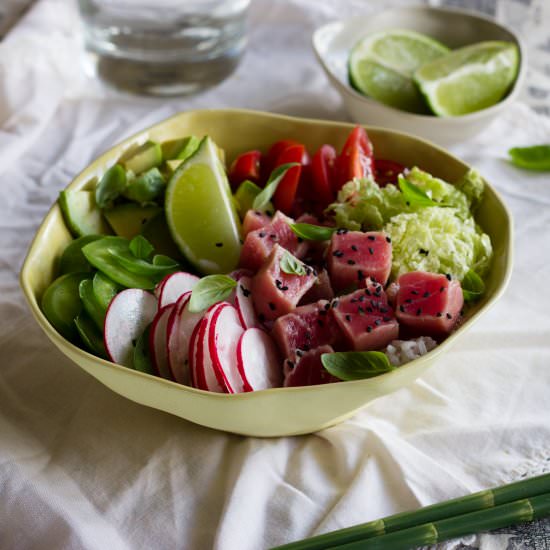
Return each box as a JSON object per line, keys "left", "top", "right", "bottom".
{"left": 59, "top": 190, "right": 112, "bottom": 237}
{"left": 103, "top": 203, "right": 161, "bottom": 240}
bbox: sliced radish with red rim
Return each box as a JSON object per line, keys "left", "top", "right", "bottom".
{"left": 104, "top": 289, "right": 157, "bottom": 368}
{"left": 157, "top": 271, "right": 199, "bottom": 309}
{"left": 234, "top": 275, "right": 260, "bottom": 329}
{"left": 149, "top": 304, "right": 175, "bottom": 380}
{"left": 237, "top": 328, "right": 282, "bottom": 391}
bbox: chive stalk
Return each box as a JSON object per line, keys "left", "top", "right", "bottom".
{"left": 273, "top": 474, "right": 550, "bottom": 550}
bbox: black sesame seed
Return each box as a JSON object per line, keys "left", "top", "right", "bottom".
{"left": 270, "top": 233, "right": 278, "bottom": 241}
{"left": 281, "top": 286, "right": 289, "bottom": 291}
{"left": 324, "top": 303, "right": 331, "bottom": 311}
{"left": 303, "top": 344, "right": 310, "bottom": 351}
{"left": 416, "top": 308, "right": 422, "bottom": 316}
{"left": 258, "top": 313, "right": 265, "bottom": 322}
{"left": 358, "top": 295, "right": 366, "bottom": 302}
{"left": 332, "top": 299, "right": 339, "bottom": 308}
{"left": 380, "top": 307, "right": 388, "bottom": 313}
{"left": 347, "top": 259, "right": 356, "bottom": 265}
{"left": 286, "top": 360, "right": 295, "bottom": 369}
{"left": 423, "top": 291, "right": 430, "bottom": 298}
{"left": 419, "top": 248, "right": 429, "bottom": 256}
{"left": 358, "top": 306, "right": 365, "bottom": 314}
{"left": 351, "top": 245, "right": 358, "bottom": 251}
{"left": 240, "top": 284, "right": 251, "bottom": 297}
{"left": 366, "top": 326, "right": 373, "bottom": 333}
{"left": 440, "top": 286, "right": 445, "bottom": 293}
{"left": 332, "top": 250, "right": 344, "bottom": 257}
{"left": 399, "top": 305, "right": 405, "bottom": 312}
{"left": 255, "top": 211, "right": 262, "bottom": 216}
{"left": 296, "top": 350, "right": 303, "bottom": 358}
{"left": 365, "top": 289, "right": 372, "bottom": 296}
{"left": 215, "top": 242, "right": 223, "bottom": 247}
{"left": 436, "top": 312, "right": 442, "bottom": 317}
{"left": 446, "top": 273, "right": 452, "bottom": 281}
{"left": 368, "top": 247, "right": 374, "bottom": 255}
{"left": 317, "top": 319, "right": 324, "bottom": 327}
{"left": 411, "top": 290, "right": 419, "bottom": 295}
{"left": 405, "top": 299, "right": 413, "bottom": 304}
{"left": 383, "top": 316, "right": 391, "bottom": 322}
{"left": 259, "top": 232, "right": 266, "bottom": 238}
{"left": 385, "top": 236, "right": 391, "bottom": 243}
{"left": 268, "top": 302, "right": 276, "bottom": 311}
{"left": 374, "top": 319, "right": 381, "bottom": 326}
{"left": 366, "top": 307, "right": 373, "bottom": 313}
{"left": 275, "top": 279, "right": 282, "bottom": 289}
{"left": 345, "top": 314, "right": 352, "bottom": 322}
{"left": 367, "top": 235, "right": 376, "bottom": 241}
{"left": 357, "top": 270, "right": 365, "bottom": 280}
{"left": 446, "top": 313, "right": 452, "bottom": 319}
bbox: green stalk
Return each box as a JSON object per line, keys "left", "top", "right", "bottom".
{"left": 335, "top": 494, "right": 550, "bottom": 550}
{"left": 273, "top": 474, "right": 550, "bottom": 550}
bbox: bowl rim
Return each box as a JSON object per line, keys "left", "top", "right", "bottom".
{"left": 312, "top": 4, "right": 527, "bottom": 122}
{"left": 19, "top": 108, "right": 514, "bottom": 401}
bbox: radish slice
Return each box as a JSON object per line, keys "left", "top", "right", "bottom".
{"left": 234, "top": 276, "right": 260, "bottom": 329}
{"left": 104, "top": 289, "right": 157, "bottom": 368}
{"left": 157, "top": 272, "right": 200, "bottom": 309}
{"left": 188, "top": 317, "right": 204, "bottom": 389}
{"left": 195, "top": 304, "right": 228, "bottom": 393}
{"left": 237, "top": 328, "right": 282, "bottom": 391}
{"left": 167, "top": 291, "right": 203, "bottom": 384}
{"left": 149, "top": 304, "right": 175, "bottom": 380}
{"left": 209, "top": 304, "right": 245, "bottom": 393}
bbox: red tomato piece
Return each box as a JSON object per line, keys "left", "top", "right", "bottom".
{"left": 229, "top": 150, "right": 262, "bottom": 189}
{"left": 262, "top": 139, "right": 301, "bottom": 184}
{"left": 272, "top": 144, "right": 305, "bottom": 214}
{"left": 311, "top": 144, "right": 336, "bottom": 209}
{"left": 374, "top": 158, "right": 406, "bottom": 187}
{"left": 334, "top": 126, "right": 374, "bottom": 193}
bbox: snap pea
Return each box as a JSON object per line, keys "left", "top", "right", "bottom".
{"left": 95, "top": 164, "right": 127, "bottom": 209}
{"left": 41, "top": 272, "right": 89, "bottom": 342}
{"left": 123, "top": 167, "right": 166, "bottom": 204}
{"left": 92, "top": 272, "right": 119, "bottom": 311}
{"left": 74, "top": 312, "right": 108, "bottom": 358}
{"left": 79, "top": 278, "right": 106, "bottom": 330}
{"left": 59, "top": 235, "right": 101, "bottom": 274}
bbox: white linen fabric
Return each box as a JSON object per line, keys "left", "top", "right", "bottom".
{"left": 0, "top": 1, "right": 549, "bottom": 549}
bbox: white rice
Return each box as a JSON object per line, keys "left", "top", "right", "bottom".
{"left": 384, "top": 336, "right": 437, "bottom": 367}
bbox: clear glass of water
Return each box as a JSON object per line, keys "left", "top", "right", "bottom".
{"left": 77, "top": 0, "right": 251, "bottom": 96}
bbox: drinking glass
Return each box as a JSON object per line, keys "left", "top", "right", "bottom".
{"left": 77, "top": 0, "right": 250, "bottom": 96}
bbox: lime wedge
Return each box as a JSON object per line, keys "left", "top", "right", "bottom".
{"left": 414, "top": 41, "right": 519, "bottom": 117}
{"left": 165, "top": 136, "right": 241, "bottom": 274}
{"left": 349, "top": 30, "right": 449, "bottom": 113}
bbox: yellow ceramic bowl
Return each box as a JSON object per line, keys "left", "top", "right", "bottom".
{"left": 20, "top": 109, "right": 513, "bottom": 437}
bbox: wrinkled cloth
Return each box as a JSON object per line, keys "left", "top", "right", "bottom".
{"left": 0, "top": 1, "right": 549, "bottom": 549}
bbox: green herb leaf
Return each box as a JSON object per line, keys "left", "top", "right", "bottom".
{"left": 321, "top": 351, "right": 394, "bottom": 381}
{"left": 252, "top": 163, "right": 299, "bottom": 211}
{"left": 462, "top": 269, "right": 485, "bottom": 302}
{"left": 188, "top": 274, "right": 238, "bottom": 313}
{"left": 129, "top": 235, "right": 154, "bottom": 260}
{"left": 279, "top": 250, "right": 307, "bottom": 276}
{"left": 152, "top": 254, "right": 179, "bottom": 267}
{"left": 398, "top": 175, "right": 447, "bottom": 208}
{"left": 508, "top": 144, "right": 550, "bottom": 171}
{"left": 290, "top": 223, "right": 336, "bottom": 241}
{"left": 95, "top": 164, "right": 127, "bottom": 209}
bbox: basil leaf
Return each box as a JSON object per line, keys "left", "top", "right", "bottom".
{"left": 321, "top": 351, "right": 394, "bottom": 381}
{"left": 398, "top": 175, "right": 447, "bottom": 208}
{"left": 290, "top": 223, "right": 336, "bottom": 241}
{"left": 508, "top": 144, "right": 550, "bottom": 171}
{"left": 188, "top": 274, "right": 237, "bottom": 313}
{"left": 129, "top": 235, "right": 154, "bottom": 260}
{"left": 279, "top": 250, "right": 307, "bottom": 276}
{"left": 252, "top": 162, "right": 299, "bottom": 211}
{"left": 462, "top": 269, "right": 485, "bottom": 302}
{"left": 95, "top": 164, "right": 127, "bottom": 209}
{"left": 152, "top": 254, "right": 179, "bottom": 267}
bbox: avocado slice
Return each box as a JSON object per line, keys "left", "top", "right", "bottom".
{"left": 141, "top": 212, "right": 188, "bottom": 264}
{"left": 165, "top": 159, "right": 184, "bottom": 176}
{"left": 103, "top": 203, "right": 161, "bottom": 240}
{"left": 59, "top": 190, "right": 112, "bottom": 237}
{"left": 120, "top": 140, "right": 162, "bottom": 175}
{"left": 161, "top": 136, "right": 200, "bottom": 161}
{"left": 234, "top": 180, "right": 262, "bottom": 218}
{"left": 122, "top": 167, "right": 165, "bottom": 204}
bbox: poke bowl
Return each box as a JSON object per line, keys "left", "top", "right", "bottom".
{"left": 20, "top": 109, "right": 512, "bottom": 437}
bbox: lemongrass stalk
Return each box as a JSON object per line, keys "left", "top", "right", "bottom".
{"left": 336, "top": 494, "right": 550, "bottom": 550}
{"left": 273, "top": 474, "right": 550, "bottom": 550}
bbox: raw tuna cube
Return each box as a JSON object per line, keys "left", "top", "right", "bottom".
{"left": 300, "top": 269, "right": 334, "bottom": 304}
{"left": 332, "top": 279, "right": 399, "bottom": 351}
{"left": 242, "top": 210, "right": 272, "bottom": 236}
{"left": 251, "top": 244, "right": 317, "bottom": 321}
{"left": 395, "top": 271, "right": 464, "bottom": 336}
{"left": 327, "top": 230, "right": 392, "bottom": 291}
{"left": 284, "top": 345, "right": 338, "bottom": 387}
{"left": 271, "top": 299, "right": 343, "bottom": 360}
{"left": 240, "top": 211, "right": 308, "bottom": 272}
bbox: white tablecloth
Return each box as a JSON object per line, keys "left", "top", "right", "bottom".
{"left": 1, "top": 1, "right": 549, "bottom": 549}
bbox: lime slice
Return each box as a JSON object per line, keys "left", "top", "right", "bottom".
{"left": 349, "top": 30, "right": 449, "bottom": 113}
{"left": 165, "top": 136, "right": 241, "bottom": 274}
{"left": 414, "top": 41, "right": 519, "bottom": 117}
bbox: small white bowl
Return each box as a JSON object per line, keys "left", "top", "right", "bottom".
{"left": 312, "top": 6, "right": 527, "bottom": 146}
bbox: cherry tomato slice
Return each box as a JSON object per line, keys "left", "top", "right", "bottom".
{"left": 262, "top": 139, "right": 301, "bottom": 184}
{"left": 229, "top": 150, "right": 262, "bottom": 189}
{"left": 272, "top": 144, "right": 305, "bottom": 214}
{"left": 311, "top": 144, "right": 336, "bottom": 208}
{"left": 374, "top": 158, "right": 406, "bottom": 187}
{"left": 334, "top": 126, "right": 374, "bottom": 192}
